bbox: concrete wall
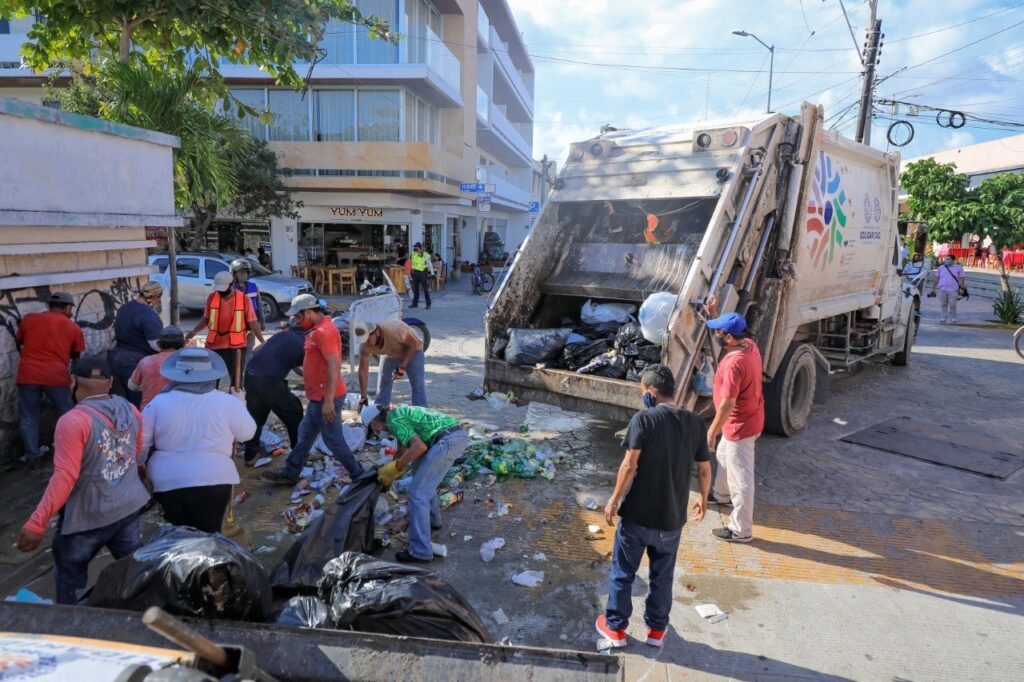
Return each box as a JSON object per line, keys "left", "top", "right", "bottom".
{"left": 0, "top": 97, "right": 178, "bottom": 461}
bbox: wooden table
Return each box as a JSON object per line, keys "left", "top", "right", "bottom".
{"left": 385, "top": 266, "right": 407, "bottom": 293}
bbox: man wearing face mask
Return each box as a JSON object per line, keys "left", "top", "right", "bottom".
{"left": 704, "top": 297, "right": 764, "bottom": 543}
{"left": 16, "top": 355, "right": 149, "bottom": 604}
{"left": 262, "top": 294, "right": 365, "bottom": 485}
{"left": 186, "top": 270, "right": 264, "bottom": 388}
{"left": 932, "top": 254, "right": 966, "bottom": 323}
{"left": 596, "top": 364, "right": 711, "bottom": 649}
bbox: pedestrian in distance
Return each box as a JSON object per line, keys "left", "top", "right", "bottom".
{"left": 262, "top": 294, "right": 366, "bottom": 485}
{"left": 185, "top": 270, "right": 264, "bottom": 389}
{"left": 241, "top": 317, "right": 307, "bottom": 466}
{"left": 15, "top": 291, "right": 85, "bottom": 465}
{"left": 244, "top": 247, "right": 259, "bottom": 264}
{"left": 257, "top": 246, "right": 272, "bottom": 269}
{"left": 354, "top": 320, "right": 427, "bottom": 410}
{"left": 409, "top": 242, "right": 434, "bottom": 310}
{"left": 931, "top": 254, "right": 966, "bottom": 323}
{"left": 126, "top": 325, "right": 185, "bottom": 410}
{"left": 141, "top": 348, "right": 257, "bottom": 533}
{"left": 111, "top": 281, "right": 164, "bottom": 407}
{"left": 595, "top": 364, "right": 711, "bottom": 649}
{"left": 365, "top": 404, "right": 466, "bottom": 564}
{"left": 704, "top": 297, "right": 765, "bottom": 543}
{"left": 17, "top": 355, "right": 150, "bottom": 604}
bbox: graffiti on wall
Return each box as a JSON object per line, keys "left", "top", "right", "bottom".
{"left": 0, "top": 277, "right": 142, "bottom": 459}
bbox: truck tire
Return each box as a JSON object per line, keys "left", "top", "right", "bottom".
{"left": 891, "top": 302, "right": 918, "bottom": 367}
{"left": 764, "top": 342, "right": 816, "bottom": 437}
{"left": 261, "top": 294, "right": 280, "bottom": 322}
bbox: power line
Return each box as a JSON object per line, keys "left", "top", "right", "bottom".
{"left": 886, "top": 2, "right": 1024, "bottom": 43}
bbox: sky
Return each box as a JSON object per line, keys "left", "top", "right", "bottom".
{"left": 506, "top": 0, "right": 1024, "bottom": 167}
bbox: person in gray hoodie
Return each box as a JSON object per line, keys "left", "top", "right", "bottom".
{"left": 17, "top": 355, "right": 150, "bottom": 604}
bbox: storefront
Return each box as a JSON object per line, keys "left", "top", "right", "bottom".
{"left": 299, "top": 221, "right": 409, "bottom": 283}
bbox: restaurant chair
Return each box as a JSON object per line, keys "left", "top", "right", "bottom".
{"left": 339, "top": 267, "right": 358, "bottom": 295}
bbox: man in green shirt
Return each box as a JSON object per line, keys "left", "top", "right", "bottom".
{"left": 363, "top": 404, "right": 465, "bottom": 563}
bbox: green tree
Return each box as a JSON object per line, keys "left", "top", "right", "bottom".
{"left": 899, "top": 158, "right": 973, "bottom": 242}
{"left": 972, "top": 172, "right": 1024, "bottom": 292}
{"left": 3, "top": 1, "right": 393, "bottom": 87}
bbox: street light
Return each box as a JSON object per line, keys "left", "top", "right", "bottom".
{"left": 733, "top": 30, "right": 774, "bottom": 114}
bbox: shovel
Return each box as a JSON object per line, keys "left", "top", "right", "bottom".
{"left": 223, "top": 347, "right": 245, "bottom": 538}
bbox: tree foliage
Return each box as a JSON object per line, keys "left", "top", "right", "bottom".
{"left": 3, "top": 1, "right": 394, "bottom": 89}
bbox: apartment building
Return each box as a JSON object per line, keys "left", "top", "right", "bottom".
{"left": 0, "top": 1, "right": 539, "bottom": 274}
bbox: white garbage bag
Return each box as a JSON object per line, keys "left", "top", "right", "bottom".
{"left": 638, "top": 292, "right": 676, "bottom": 345}
{"left": 580, "top": 299, "right": 636, "bottom": 325}
{"left": 692, "top": 357, "right": 716, "bottom": 397}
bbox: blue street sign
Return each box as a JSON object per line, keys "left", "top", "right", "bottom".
{"left": 459, "top": 182, "right": 486, "bottom": 192}
{"left": 528, "top": 201, "right": 541, "bottom": 213}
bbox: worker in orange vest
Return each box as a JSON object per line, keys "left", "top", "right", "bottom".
{"left": 185, "top": 271, "right": 264, "bottom": 388}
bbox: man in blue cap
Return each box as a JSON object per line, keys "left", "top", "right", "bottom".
{"left": 704, "top": 296, "right": 764, "bottom": 543}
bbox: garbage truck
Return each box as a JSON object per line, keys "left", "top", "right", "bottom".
{"left": 484, "top": 103, "right": 919, "bottom": 435}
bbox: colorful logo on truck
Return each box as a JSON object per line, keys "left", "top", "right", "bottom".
{"left": 806, "top": 151, "right": 847, "bottom": 269}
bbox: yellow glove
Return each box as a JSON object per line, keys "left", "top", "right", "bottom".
{"left": 377, "top": 461, "right": 403, "bottom": 488}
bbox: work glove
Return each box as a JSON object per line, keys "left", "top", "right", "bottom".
{"left": 358, "top": 395, "right": 369, "bottom": 409}
{"left": 377, "top": 461, "right": 403, "bottom": 489}
{"left": 393, "top": 367, "right": 406, "bottom": 380}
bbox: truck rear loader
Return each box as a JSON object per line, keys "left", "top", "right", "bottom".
{"left": 485, "top": 103, "right": 919, "bottom": 434}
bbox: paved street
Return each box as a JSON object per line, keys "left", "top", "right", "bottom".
{"left": 2, "top": 276, "right": 1022, "bottom": 681}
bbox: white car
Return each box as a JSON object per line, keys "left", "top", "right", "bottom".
{"left": 149, "top": 252, "right": 314, "bottom": 321}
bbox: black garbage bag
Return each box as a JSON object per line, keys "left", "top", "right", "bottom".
{"left": 614, "top": 322, "right": 646, "bottom": 356}
{"left": 593, "top": 353, "right": 628, "bottom": 379}
{"left": 83, "top": 526, "right": 271, "bottom": 621}
{"left": 491, "top": 336, "right": 508, "bottom": 359}
{"left": 636, "top": 344, "right": 662, "bottom": 363}
{"left": 562, "top": 338, "right": 610, "bottom": 370}
{"left": 504, "top": 328, "right": 572, "bottom": 366}
{"left": 273, "top": 470, "right": 380, "bottom": 590}
{"left": 274, "top": 595, "right": 331, "bottom": 629}
{"left": 318, "top": 552, "right": 493, "bottom": 643}
{"left": 576, "top": 321, "right": 621, "bottom": 338}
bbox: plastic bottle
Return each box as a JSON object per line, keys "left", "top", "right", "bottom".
{"left": 232, "top": 490, "right": 249, "bottom": 506}
{"left": 438, "top": 491, "right": 464, "bottom": 509}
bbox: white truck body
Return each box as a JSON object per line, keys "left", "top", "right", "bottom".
{"left": 484, "top": 104, "right": 918, "bottom": 434}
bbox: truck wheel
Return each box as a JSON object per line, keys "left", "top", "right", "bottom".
{"left": 764, "top": 343, "right": 816, "bottom": 437}
{"left": 261, "top": 294, "right": 280, "bottom": 322}
{"left": 892, "top": 303, "right": 918, "bottom": 367}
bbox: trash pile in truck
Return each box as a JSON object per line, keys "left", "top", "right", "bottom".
{"left": 493, "top": 293, "right": 676, "bottom": 381}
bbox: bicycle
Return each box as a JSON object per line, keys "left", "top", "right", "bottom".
{"left": 1015, "top": 325, "right": 1024, "bottom": 360}
{"left": 471, "top": 264, "right": 494, "bottom": 296}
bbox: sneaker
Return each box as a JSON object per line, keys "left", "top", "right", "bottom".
{"left": 938, "top": 317, "right": 947, "bottom": 323}
{"left": 707, "top": 492, "right": 732, "bottom": 506}
{"left": 425, "top": 305, "right": 431, "bottom": 310}
{"left": 395, "top": 549, "right": 432, "bottom": 564}
{"left": 712, "top": 527, "right": 752, "bottom": 543}
{"left": 595, "top": 615, "right": 627, "bottom": 648}
{"left": 950, "top": 318, "right": 959, "bottom": 323}
{"left": 260, "top": 470, "right": 299, "bottom": 486}
{"left": 645, "top": 628, "right": 666, "bottom": 647}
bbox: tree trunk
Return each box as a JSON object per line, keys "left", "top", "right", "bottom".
{"left": 119, "top": 23, "right": 131, "bottom": 62}
{"left": 189, "top": 208, "right": 216, "bottom": 251}
{"left": 997, "top": 255, "right": 1011, "bottom": 293}
{"left": 168, "top": 223, "right": 180, "bottom": 325}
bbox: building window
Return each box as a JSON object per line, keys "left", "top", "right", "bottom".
{"left": 0, "top": 19, "right": 10, "bottom": 34}
{"left": 403, "top": 91, "right": 438, "bottom": 144}
{"left": 315, "top": 90, "right": 356, "bottom": 141}
{"left": 321, "top": 0, "right": 399, "bottom": 65}
{"left": 405, "top": 0, "right": 442, "bottom": 63}
{"left": 268, "top": 90, "right": 309, "bottom": 141}
{"left": 358, "top": 90, "right": 400, "bottom": 141}
{"left": 229, "top": 88, "right": 267, "bottom": 140}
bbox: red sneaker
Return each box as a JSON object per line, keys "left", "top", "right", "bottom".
{"left": 645, "top": 627, "right": 666, "bottom": 647}
{"left": 595, "top": 615, "right": 627, "bottom": 648}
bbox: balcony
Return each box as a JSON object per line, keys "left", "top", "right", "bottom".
{"left": 487, "top": 174, "right": 531, "bottom": 211}
{"left": 477, "top": 2, "right": 490, "bottom": 48}
{"left": 0, "top": 33, "right": 26, "bottom": 68}
{"left": 477, "top": 100, "right": 532, "bottom": 167}
{"left": 490, "top": 27, "right": 533, "bottom": 118}
{"left": 476, "top": 85, "right": 489, "bottom": 123}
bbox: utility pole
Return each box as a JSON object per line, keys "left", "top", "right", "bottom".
{"left": 855, "top": 0, "right": 882, "bottom": 145}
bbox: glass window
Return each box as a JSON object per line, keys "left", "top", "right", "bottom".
{"left": 417, "top": 97, "right": 429, "bottom": 143}
{"left": 316, "top": 90, "right": 356, "bottom": 141}
{"left": 404, "top": 91, "right": 416, "bottom": 141}
{"left": 356, "top": 0, "right": 399, "bottom": 64}
{"left": 0, "top": 19, "right": 10, "bottom": 34}
{"left": 268, "top": 90, "right": 309, "bottom": 142}
{"left": 322, "top": 17, "right": 356, "bottom": 64}
{"left": 204, "top": 259, "right": 229, "bottom": 279}
{"left": 229, "top": 89, "right": 266, "bottom": 140}
{"left": 177, "top": 257, "right": 200, "bottom": 278}
{"left": 357, "top": 90, "right": 400, "bottom": 141}
{"left": 152, "top": 257, "right": 169, "bottom": 273}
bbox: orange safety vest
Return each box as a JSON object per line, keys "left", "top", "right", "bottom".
{"left": 206, "top": 290, "right": 248, "bottom": 348}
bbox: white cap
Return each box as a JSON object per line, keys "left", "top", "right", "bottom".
{"left": 213, "top": 271, "right": 233, "bottom": 289}
{"left": 353, "top": 321, "right": 378, "bottom": 338}
{"left": 361, "top": 404, "right": 380, "bottom": 425}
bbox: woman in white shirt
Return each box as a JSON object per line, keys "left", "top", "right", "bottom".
{"left": 141, "top": 349, "right": 256, "bottom": 533}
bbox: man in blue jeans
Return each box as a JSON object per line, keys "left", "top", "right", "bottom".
{"left": 354, "top": 320, "right": 427, "bottom": 410}
{"left": 262, "top": 294, "right": 365, "bottom": 485}
{"left": 366, "top": 404, "right": 465, "bottom": 564}
{"left": 596, "top": 364, "right": 711, "bottom": 648}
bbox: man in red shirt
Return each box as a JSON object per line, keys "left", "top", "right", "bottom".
{"left": 15, "top": 292, "right": 85, "bottom": 464}
{"left": 17, "top": 355, "right": 149, "bottom": 604}
{"left": 705, "top": 299, "right": 764, "bottom": 543}
{"left": 185, "top": 270, "right": 264, "bottom": 388}
{"left": 262, "top": 294, "right": 365, "bottom": 485}
{"left": 127, "top": 326, "right": 185, "bottom": 410}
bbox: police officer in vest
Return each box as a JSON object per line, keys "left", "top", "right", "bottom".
{"left": 185, "top": 270, "right": 264, "bottom": 388}
{"left": 409, "top": 242, "right": 434, "bottom": 310}
{"left": 17, "top": 355, "right": 150, "bottom": 604}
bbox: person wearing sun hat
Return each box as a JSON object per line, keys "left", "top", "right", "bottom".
{"left": 703, "top": 296, "right": 764, "bottom": 543}
{"left": 140, "top": 348, "right": 256, "bottom": 533}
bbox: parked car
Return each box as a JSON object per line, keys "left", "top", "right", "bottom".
{"left": 149, "top": 252, "right": 314, "bottom": 321}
